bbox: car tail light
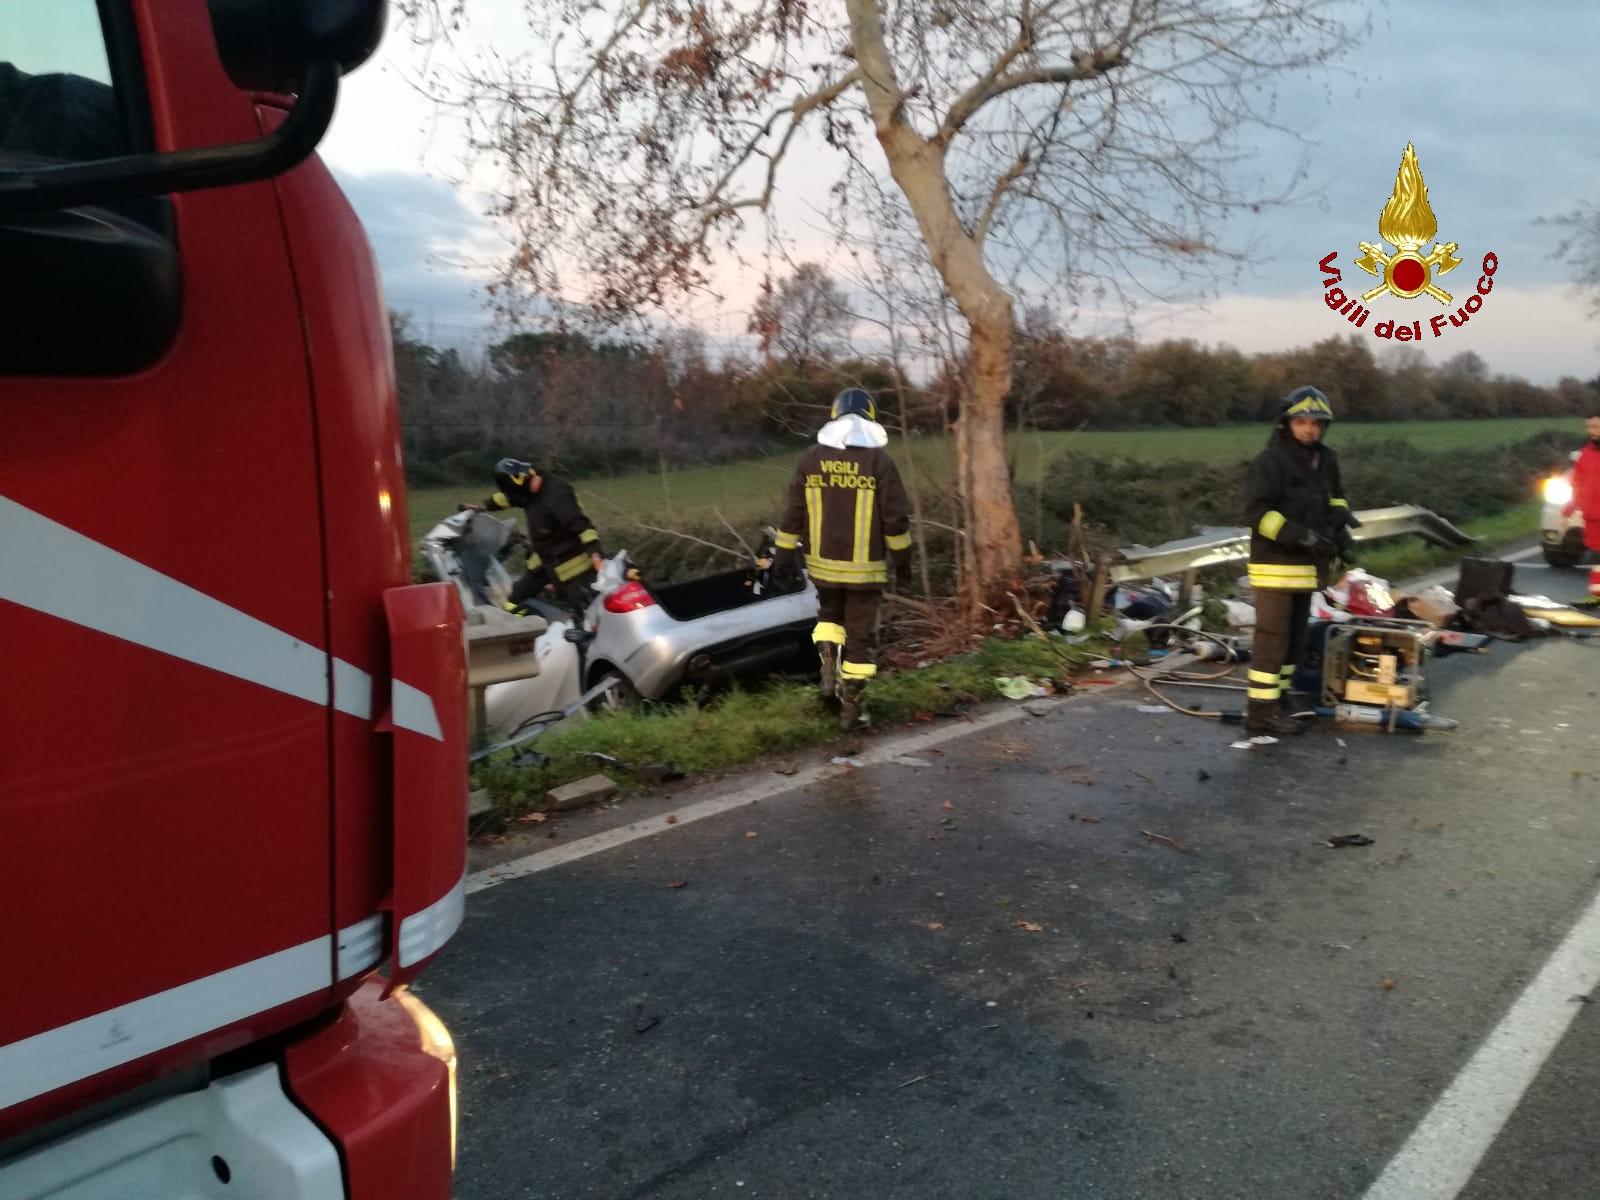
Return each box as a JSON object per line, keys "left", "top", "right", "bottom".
{"left": 603, "top": 581, "right": 657, "bottom": 613}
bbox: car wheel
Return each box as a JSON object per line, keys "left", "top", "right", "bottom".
{"left": 1543, "top": 536, "right": 1584, "bottom": 569}
{"left": 588, "top": 668, "right": 639, "bottom": 713}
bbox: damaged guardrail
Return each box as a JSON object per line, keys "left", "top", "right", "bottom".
{"left": 1057, "top": 505, "right": 1477, "bottom": 619}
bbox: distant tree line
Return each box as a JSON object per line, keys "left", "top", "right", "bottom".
{"left": 394, "top": 304, "right": 1598, "bottom": 487}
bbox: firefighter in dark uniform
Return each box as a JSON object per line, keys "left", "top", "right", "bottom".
{"left": 1242, "top": 386, "right": 1358, "bottom": 735}
{"left": 771, "top": 389, "right": 913, "bottom": 731}
{"left": 459, "top": 458, "right": 605, "bottom": 618}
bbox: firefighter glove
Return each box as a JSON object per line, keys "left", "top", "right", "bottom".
{"left": 1298, "top": 529, "right": 1338, "bottom": 559}
{"left": 769, "top": 546, "right": 802, "bottom": 589}
{"left": 893, "top": 550, "right": 913, "bottom": 590}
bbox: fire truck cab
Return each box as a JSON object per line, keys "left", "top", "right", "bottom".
{"left": 1, "top": 3, "right": 465, "bottom": 1196}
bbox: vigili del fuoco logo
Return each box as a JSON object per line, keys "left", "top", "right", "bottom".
{"left": 1317, "top": 143, "right": 1498, "bottom": 343}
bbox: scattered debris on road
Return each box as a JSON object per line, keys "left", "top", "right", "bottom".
{"left": 774, "top": 763, "right": 799, "bottom": 776}
{"left": 666, "top": 880, "right": 687, "bottom": 889}
{"left": 545, "top": 773, "right": 619, "bottom": 811}
{"left": 1381, "top": 978, "right": 1397, "bottom": 990}
{"left": 1014, "top": 920, "right": 1044, "bottom": 933}
{"left": 1140, "top": 829, "right": 1194, "bottom": 855}
{"left": 1325, "top": 834, "right": 1376, "bottom": 848}
{"left": 897, "top": 1073, "right": 935, "bottom": 1089}
{"left": 830, "top": 756, "right": 864, "bottom": 768}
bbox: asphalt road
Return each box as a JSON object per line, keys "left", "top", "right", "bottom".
{"left": 420, "top": 556, "right": 1600, "bottom": 1200}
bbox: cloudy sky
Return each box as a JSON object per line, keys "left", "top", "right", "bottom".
{"left": 319, "top": 1, "right": 1600, "bottom": 385}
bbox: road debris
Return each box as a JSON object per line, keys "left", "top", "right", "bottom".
{"left": 1170, "top": 932, "right": 1188, "bottom": 943}
{"left": 666, "top": 880, "right": 687, "bottom": 889}
{"left": 1196, "top": 768, "right": 1211, "bottom": 782}
{"left": 1381, "top": 978, "right": 1397, "bottom": 991}
{"left": 925, "top": 922, "right": 945, "bottom": 931}
{"left": 636, "top": 762, "right": 685, "bottom": 785}
{"left": 1069, "top": 813, "right": 1102, "bottom": 824}
{"left": 1137, "top": 705, "right": 1170, "bottom": 714}
{"left": 1013, "top": 920, "right": 1045, "bottom": 933}
{"left": 743, "top": 831, "right": 759, "bottom": 839}
{"left": 545, "top": 773, "right": 619, "bottom": 811}
{"left": 774, "top": 763, "right": 799, "bottom": 776}
{"left": 1231, "top": 735, "right": 1279, "bottom": 749}
{"left": 1324, "top": 834, "right": 1375, "bottom": 848}
{"left": 515, "top": 810, "right": 549, "bottom": 824}
{"left": 894, "top": 755, "right": 935, "bottom": 768}
{"left": 1140, "top": 829, "right": 1194, "bottom": 855}
{"left": 665, "top": 813, "right": 678, "bottom": 825}
{"left": 995, "top": 676, "right": 1049, "bottom": 700}
{"left": 897, "top": 1073, "right": 934, "bottom": 1089}
{"left": 831, "top": 756, "right": 864, "bottom": 768}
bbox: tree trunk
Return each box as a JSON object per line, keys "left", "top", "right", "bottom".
{"left": 846, "top": 0, "right": 1023, "bottom": 607}
{"left": 960, "top": 314, "right": 1023, "bottom": 603}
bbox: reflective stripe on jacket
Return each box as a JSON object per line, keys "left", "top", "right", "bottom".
{"left": 483, "top": 474, "right": 601, "bottom": 582}
{"left": 1245, "top": 431, "right": 1345, "bottom": 592}
{"left": 776, "top": 445, "right": 911, "bottom": 588}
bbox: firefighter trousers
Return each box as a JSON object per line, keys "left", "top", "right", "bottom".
{"left": 813, "top": 586, "right": 882, "bottom": 679}
{"left": 511, "top": 564, "right": 597, "bottom": 619}
{"left": 1247, "top": 590, "right": 1312, "bottom": 702}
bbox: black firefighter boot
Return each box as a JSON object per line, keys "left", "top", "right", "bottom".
{"left": 1243, "top": 697, "right": 1305, "bottom": 736}
{"left": 838, "top": 678, "right": 869, "bottom": 732}
{"left": 817, "top": 642, "right": 840, "bottom": 701}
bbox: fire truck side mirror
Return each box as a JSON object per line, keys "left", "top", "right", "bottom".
{"left": 209, "top": 0, "right": 387, "bottom": 93}
{"left": 0, "top": 0, "right": 387, "bottom": 216}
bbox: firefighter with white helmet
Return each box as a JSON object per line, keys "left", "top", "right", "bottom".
{"left": 771, "top": 388, "right": 913, "bottom": 731}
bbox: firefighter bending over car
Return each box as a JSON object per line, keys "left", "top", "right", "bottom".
{"left": 771, "top": 388, "right": 913, "bottom": 731}
{"left": 1242, "top": 386, "right": 1357, "bottom": 736}
{"left": 459, "top": 457, "right": 605, "bottom": 618}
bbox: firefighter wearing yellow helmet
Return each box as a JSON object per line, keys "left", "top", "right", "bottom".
{"left": 1241, "top": 386, "right": 1358, "bottom": 736}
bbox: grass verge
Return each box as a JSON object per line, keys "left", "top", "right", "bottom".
{"left": 472, "top": 634, "right": 1107, "bottom": 818}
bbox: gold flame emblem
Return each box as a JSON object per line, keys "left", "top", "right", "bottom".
{"left": 1353, "top": 143, "right": 1462, "bottom": 305}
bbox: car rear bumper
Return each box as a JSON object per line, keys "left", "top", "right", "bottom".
{"left": 591, "top": 586, "right": 820, "bottom": 698}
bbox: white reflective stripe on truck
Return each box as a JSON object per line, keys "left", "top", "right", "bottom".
{"left": 0, "top": 914, "right": 386, "bottom": 1111}
{"left": 0, "top": 495, "right": 442, "bottom": 738}
{"left": 398, "top": 872, "right": 466, "bottom": 967}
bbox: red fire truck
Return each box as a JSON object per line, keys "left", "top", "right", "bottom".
{"left": 1, "top": 2, "right": 465, "bottom": 1195}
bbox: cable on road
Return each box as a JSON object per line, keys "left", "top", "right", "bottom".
{"left": 1122, "top": 624, "right": 1252, "bottom": 721}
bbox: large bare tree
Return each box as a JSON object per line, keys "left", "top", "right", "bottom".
{"left": 406, "top": 0, "right": 1354, "bottom": 601}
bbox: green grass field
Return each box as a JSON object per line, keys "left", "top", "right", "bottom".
{"left": 407, "top": 416, "right": 1575, "bottom": 543}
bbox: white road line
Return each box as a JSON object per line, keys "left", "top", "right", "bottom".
{"left": 466, "top": 701, "right": 1063, "bottom": 894}
{"left": 1362, "top": 886, "right": 1600, "bottom": 1200}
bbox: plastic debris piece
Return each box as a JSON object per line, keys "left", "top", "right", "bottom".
{"left": 830, "top": 756, "right": 864, "bottom": 768}
{"left": 1325, "top": 834, "right": 1375, "bottom": 848}
{"left": 995, "top": 676, "right": 1048, "bottom": 700}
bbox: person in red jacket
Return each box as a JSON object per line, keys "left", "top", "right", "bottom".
{"left": 1564, "top": 410, "right": 1600, "bottom": 603}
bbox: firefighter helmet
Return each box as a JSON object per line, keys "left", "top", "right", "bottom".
{"left": 1279, "top": 386, "right": 1333, "bottom": 424}
{"left": 494, "top": 457, "right": 537, "bottom": 501}
{"left": 831, "top": 387, "right": 877, "bottom": 422}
